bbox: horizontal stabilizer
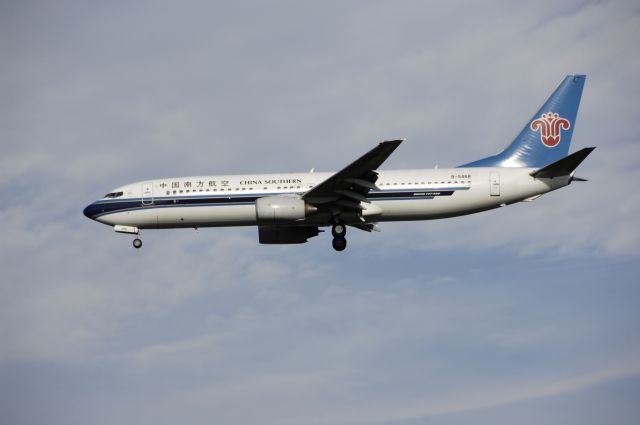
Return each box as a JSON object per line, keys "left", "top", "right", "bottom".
{"left": 531, "top": 147, "right": 595, "bottom": 178}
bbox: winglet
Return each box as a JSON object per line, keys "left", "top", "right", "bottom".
{"left": 530, "top": 147, "right": 595, "bottom": 178}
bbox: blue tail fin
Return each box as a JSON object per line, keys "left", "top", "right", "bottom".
{"left": 461, "top": 75, "right": 585, "bottom": 168}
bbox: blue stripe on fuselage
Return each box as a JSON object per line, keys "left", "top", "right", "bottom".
{"left": 84, "top": 187, "right": 469, "bottom": 219}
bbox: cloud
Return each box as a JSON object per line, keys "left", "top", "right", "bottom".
{"left": 1, "top": 1, "right": 639, "bottom": 424}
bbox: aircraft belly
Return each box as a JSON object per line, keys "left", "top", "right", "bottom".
{"left": 374, "top": 188, "right": 498, "bottom": 221}
{"left": 155, "top": 205, "right": 257, "bottom": 228}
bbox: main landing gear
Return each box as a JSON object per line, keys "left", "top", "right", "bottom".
{"left": 133, "top": 238, "right": 142, "bottom": 249}
{"left": 331, "top": 222, "right": 347, "bottom": 251}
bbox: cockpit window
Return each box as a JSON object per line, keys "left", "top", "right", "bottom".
{"left": 104, "top": 191, "right": 123, "bottom": 199}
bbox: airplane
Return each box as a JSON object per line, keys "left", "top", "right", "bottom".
{"left": 83, "top": 75, "right": 594, "bottom": 252}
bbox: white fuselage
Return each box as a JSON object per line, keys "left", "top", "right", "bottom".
{"left": 87, "top": 167, "right": 568, "bottom": 229}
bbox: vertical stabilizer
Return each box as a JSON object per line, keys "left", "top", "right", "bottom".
{"left": 461, "top": 75, "right": 585, "bottom": 168}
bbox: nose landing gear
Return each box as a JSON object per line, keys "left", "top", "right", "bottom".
{"left": 133, "top": 238, "right": 142, "bottom": 249}
{"left": 331, "top": 221, "right": 347, "bottom": 251}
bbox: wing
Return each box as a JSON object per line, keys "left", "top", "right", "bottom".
{"left": 303, "top": 139, "right": 403, "bottom": 216}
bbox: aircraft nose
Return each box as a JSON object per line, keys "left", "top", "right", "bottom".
{"left": 83, "top": 202, "right": 96, "bottom": 219}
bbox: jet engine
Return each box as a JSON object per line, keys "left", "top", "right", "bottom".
{"left": 255, "top": 196, "right": 317, "bottom": 223}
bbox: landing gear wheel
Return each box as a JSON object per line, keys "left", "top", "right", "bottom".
{"left": 332, "top": 223, "right": 346, "bottom": 238}
{"left": 133, "top": 238, "right": 142, "bottom": 249}
{"left": 332, "top": 237, "right": 347, "bottom": 252}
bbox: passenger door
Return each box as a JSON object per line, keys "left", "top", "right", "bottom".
{"left": 141, "top": 182, "right": 154, "bottom": 206}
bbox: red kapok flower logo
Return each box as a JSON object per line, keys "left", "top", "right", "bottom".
{"left": 530, "top": 112, "right": 571, "bottom": 148}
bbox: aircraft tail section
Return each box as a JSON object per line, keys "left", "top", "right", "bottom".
{"left": 461, "top": 75, "right": 585, "bottom": 168}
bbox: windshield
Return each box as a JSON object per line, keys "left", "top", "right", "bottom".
{"left": 104, "top": 191, "right": 124, "bottom": 199}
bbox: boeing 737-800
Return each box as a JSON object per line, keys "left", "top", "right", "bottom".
{"left": 84, "top": 75, "right": 594, "bottom": 251}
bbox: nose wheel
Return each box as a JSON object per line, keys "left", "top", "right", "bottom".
{"left": 133, "top": 238, "right": 142, "bottom": 249}
{"left": 331, "top": 221, "right": 347, "bottom": 251}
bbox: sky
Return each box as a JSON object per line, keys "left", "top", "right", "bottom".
{"left": 1, "top": 0, "right": 639, "bottom": 424}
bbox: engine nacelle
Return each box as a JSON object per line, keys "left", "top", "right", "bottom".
{"left": 258, "top": 225, "right": 320, "bottom": 244}
{"left": 255, "top": 196, "right": 316, "bottom": 223}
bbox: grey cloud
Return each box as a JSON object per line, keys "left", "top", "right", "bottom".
{"left": 1, "top": 1, "right": 640, "bottom": 424}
